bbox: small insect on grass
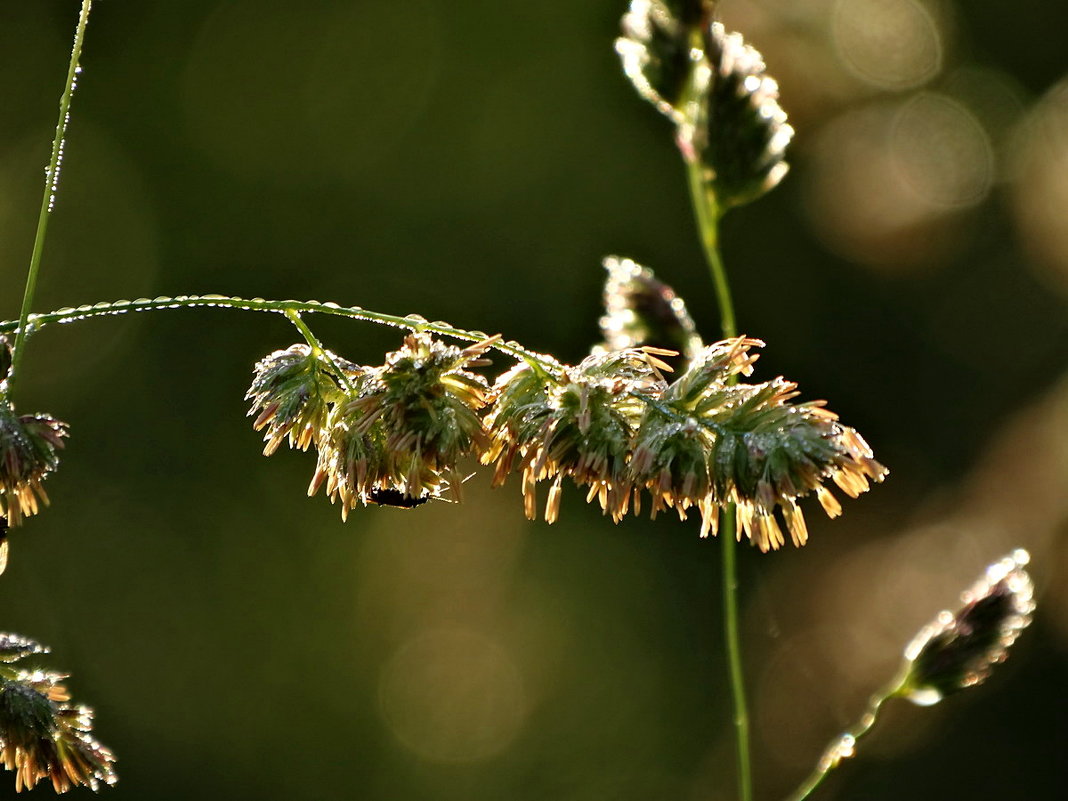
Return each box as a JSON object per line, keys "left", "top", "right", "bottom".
{"left": 366, "top": 487, "right": 431, "bottom": 508}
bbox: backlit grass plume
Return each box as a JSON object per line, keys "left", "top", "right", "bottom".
{"left": 689, "top": 22, "right": 794, "bottom": 209}
{"left": 901, "top": 549, "right": 1035, "bottom": 706}
{"left": 0, "top": 400, "right": 69, "bottom": 529}
{"left": 307, "top": 332, "right": 497, "bottom": 516}
{"left": 246, "top": 344, "right": 351, "bottom": 455}
{"left": 617, "top": 3, "right": 794, "bottom": 210}
{"left": 641, "top": 337, "right": 886, "bottom": 549}
{"left": 789, "top": 551, "right": 1037, "bottom": 801}
{"left": 483, "top": 349, "right": 669, "bottom": 524}
{"left": 596, "top": 256, "right": 703, "bottom": 371}
{"left": 484, "top": 336, "right": 885, "bottom": 549}
{"left": 0, "top": 634, "right": 116, "bottom": 793}
{"left": 616, "top": 0, "right": 711, "bottom": 118}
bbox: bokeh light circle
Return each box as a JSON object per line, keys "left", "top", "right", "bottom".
{"left": 378, "top": 628, "right": 527, "bottom": 763}
{"left": 1009, "top": 80, "right": 1068, "bottom": 299}
{"left": 889, "top": 92, "right": 994, "bottom": 209}
{"left": 804, "top": 92, "right": 992, "bottom": 270}
{"left": 832, "top": 0, "right": 943, "bottom": 90}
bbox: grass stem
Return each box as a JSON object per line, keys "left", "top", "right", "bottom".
{"left": 284, "top": 309, "right": 356, "bottom": 392}
{"left": 686, "top": 157, "right": 751, "bottom": 801}
{"left": 8, "top": 0, "right": 93, "bottom": 393}
{"left": 784, "top": 671, "right": 909, "bottom": 801}
{"left": 0, "top": 295, "right": 548, "bottom": 367}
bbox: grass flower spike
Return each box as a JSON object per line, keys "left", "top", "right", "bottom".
{"left": 0, "top": 401, "right": 69, "bottom": 528}
{"left": 309, "top": 333, "right": 496, "bottom": 516}
{"left": 484, "top": 350, "right": 667, "bottom": 523}
{"left": 0, "top": 634, "right": 116, "bottom": 793}
{"left": 616, "top": 1, "right": 710, "bottom": 119}
{"left": 596, "top": 256, "right": 703, "bottom": 371}
{"left": 618, "top": 4, "right": 794, "bottom": 211}
{"left": 686, "top": 22, "right": 794, "bottom": 209}
{"left": 486, "top": 333, "right": 885, "bottom": 548}
{"left": 246, "top": 344, "right": 351, "bottom": 455}
{"left": 788, "top": 550, "right": 1037, "bottom": 801}
{"left": 631, "top": 338, "right": 887, "bottom": 549}
{"left": 901, "top": 549, "right": 1035, "bottom": 706}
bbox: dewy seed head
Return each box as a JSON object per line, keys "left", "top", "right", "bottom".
{"left": 901, "top": 550, "right": 1035, "bottom": 705}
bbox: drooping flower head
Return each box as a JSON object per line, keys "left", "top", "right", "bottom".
{"left": 310, "top": 333, "right": 496, "bottom": 517}
{"left": 246, "top": 344, "right": 353, "bottom": 455}
{"left": 487, "top": 334, "right": 886, "bottom": 550}
{"left": 0, "top": 400, "right": 69, "bottom": 527}
{"left": 0, "top": 634, "right": 116, "bottom": 793}
{"left": 484, "top": 349, "right": 670, "bottom": 523}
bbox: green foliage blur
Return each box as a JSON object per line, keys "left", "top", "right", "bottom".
{"left": 1, "top": 1, "right": 1065, "bottom": 799}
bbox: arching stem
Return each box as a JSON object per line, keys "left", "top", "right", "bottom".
{"left": 0, "top": 295, "right": 552, "bottom": 368}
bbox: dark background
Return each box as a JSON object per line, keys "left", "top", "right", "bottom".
{"left": 1, "top": 1, "right": 1065, "bottom": 799}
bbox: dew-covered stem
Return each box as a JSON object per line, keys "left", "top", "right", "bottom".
{"left": 0, "top": 295, "right": 547, "bottom": 366}
{"left": 8, "top": 0, "right": 93, "bottom": 394}
{"left": 784, "top": 671, "right": 910, "bottom": 801}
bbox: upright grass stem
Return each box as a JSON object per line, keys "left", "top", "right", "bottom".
{"left": 8, "top": 0, "right": 93, "bottom": 393}
{"left": 687, "top": 158, "right": 752, "bottom": 801}
{"left": 686, "top": 165, "right": 737, "bottom": 340}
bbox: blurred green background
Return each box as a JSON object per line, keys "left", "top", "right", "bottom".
{"left": 1, "top": 1, "right": 1066, "bottom": 798}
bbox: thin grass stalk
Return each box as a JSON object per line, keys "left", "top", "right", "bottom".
{"left": 687, "top": 155, "right": 752, "bottom": 801}
{"left": 9, "top": 0, "right": 93, "bottom": 393}
{"left": 784, "top": 671, "right": 910, "bottom": 801}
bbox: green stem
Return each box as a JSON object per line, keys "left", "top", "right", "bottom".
{"left": 719, "top": 511, "right": 750, "bottom": 801}
{"left": 8, "top": 0, "right": 93, "bottom": 393}
{"left": 784, "top": 670, "right": 910, "bottom": 801}
{"left": 0, "top": 295, "right": 550, "bottom": 368}
{"left": 284, "top": 308, "right": 355, "bottom": 392}
{"left": 687, "top": 162, "right": 736, "bottom": 340}
{"left": 687, "top": 156, "right": 751, "bottom": 801}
